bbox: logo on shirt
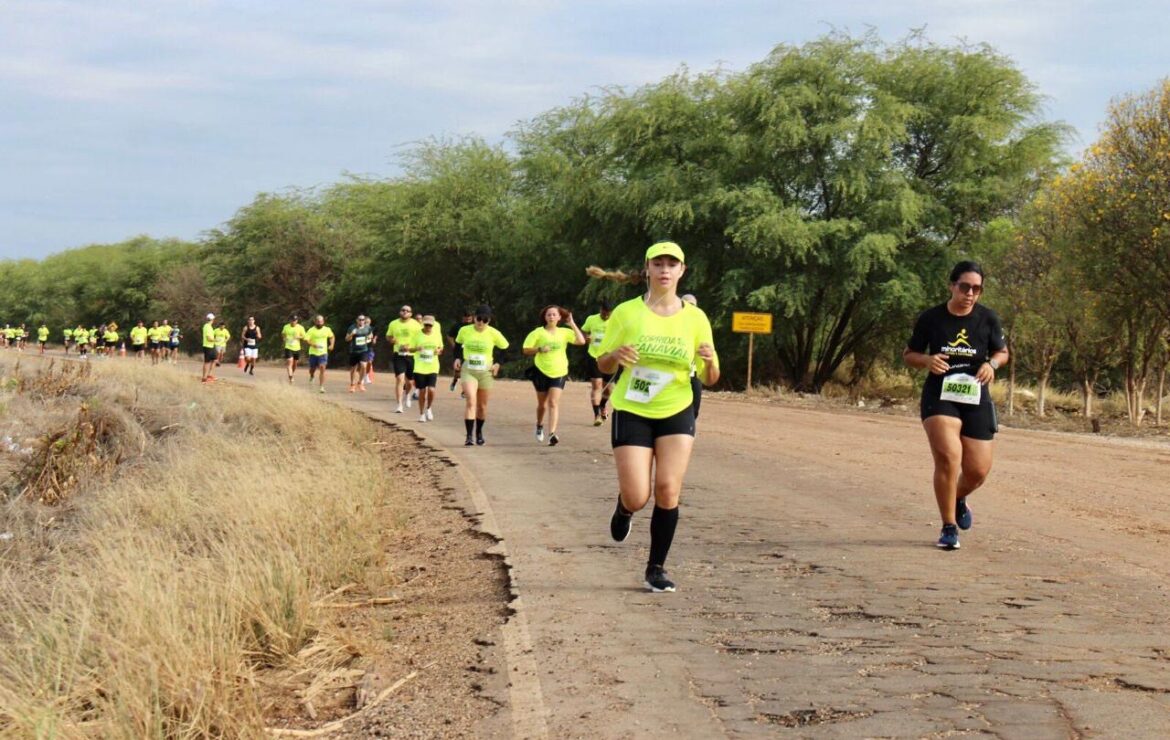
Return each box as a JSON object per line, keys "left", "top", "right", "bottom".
{"left": 945, "top": 329, "right": 978, "bottom": 357}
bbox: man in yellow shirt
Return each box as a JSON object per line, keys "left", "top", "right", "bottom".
{"left": 281, "top": 314, "right": 307, "bottom": 384}
{"left": 201, "top": 313, "right": 218, "bottom": 383}
{"left": 130, "top": 321, "right": 149, "bottom": 358}
{"left": 304, "top": 314, "right": 335, "bottom": 394}
{"left": 387, "top": 305, "right": 421, "bottom": 413}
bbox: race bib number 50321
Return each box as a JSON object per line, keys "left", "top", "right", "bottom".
{"left": 940, "top": 373, "right": 981, "bottom": 405}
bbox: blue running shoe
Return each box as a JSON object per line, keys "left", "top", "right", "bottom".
{"left": 937, "top": 523, "right": 960, "bottom": 550}
{"left": 956, "top": 497, "right": 972, "bottom": 531}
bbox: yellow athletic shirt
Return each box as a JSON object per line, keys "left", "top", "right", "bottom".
{"left": 523, "top": 326, "right": 577, "bottom": 379}
{"left": 304, "top": 326, "right": 334, "bottom": 356}
{"left": 455, "top": 324, "right": 508, "bottom": 371}
{"left": 411, "top": 329, "right": 444, "bottom": 374}
{"left": 282, "top": 323, "right": 306, "bottom": 351}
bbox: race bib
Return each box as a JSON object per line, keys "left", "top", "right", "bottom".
{"left": 466, "top": 352, "right": 487, "bottom": 370}
{"left": 313, "top": 341, "right": 326, "bottom": 352}
{"left": 419, "top": 349, "right": 435, "bottom": 361}
{"left": 246, "top": 338, "right": 256, "bottom": 347}
{"left": 624, "top": 366, "right": 671, "bottom": 404}
{"left": 354, "top": 335, "right": 367, "bottom": 347}
{"left": 940, "top": 373, "right": 981, "bottom": 405}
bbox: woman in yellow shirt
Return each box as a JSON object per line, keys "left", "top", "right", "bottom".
{"left": 453, "top": 305, "right": 509, "bottom": 446}
{"left": 522, "top": 305, "right": 585, "bottom": 447}
{"left": 597, "top": 242, "right": 719, "bottom": 593}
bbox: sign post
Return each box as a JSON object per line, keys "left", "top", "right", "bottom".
{"left": 731, "top": 312, "right": 773, "bottom": 390}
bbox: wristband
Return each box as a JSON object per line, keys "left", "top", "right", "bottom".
{"left": 988, "top": 358, "right": 1000, "bottom": 370}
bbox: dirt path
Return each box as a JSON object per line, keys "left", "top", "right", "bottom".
{"left": 131, "top": 358, "right": 1170, "bottom": 736}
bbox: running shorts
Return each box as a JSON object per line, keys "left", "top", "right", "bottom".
{"left": 148, "top": 341, "right": 160, "bottom": 350}
{"left": 283, "top": 349, "right": 301, "bottom": 361}
{"left": 413, "top": 372, "right": 438, "bottom": 388}
{"left": 348, "top": 352, "right": 367, "bottom": 368}
{"left": 462, "top": 367, "right": 494, "bottom": 390}
{"left": 308, "top": 355, "right": 328, "bottom": 371}
{"left": 530, "top": 368, "right": 567, "bottom": 393}
{"left": 244, "top": 348, "right": 259, "bottom": 360}
{"left": 611, "top": 407, "right": 696, "bottom": 448}
{"left": 169, "top": 340, "right": 180, "bottom": 349}
{"left": 392, "top": 354, "right": 414, "bottom": 376}
{"left": 921, "top": 395, "right": 998, "bottom": 441}
{"left": 585, "top": 354, "right": 613, "bottom": 382}
{"left": 132, "top": 343, "right": 146, "bottom": 353}
{"left": 202, "top": 347, "right": 218, "bottom": 362}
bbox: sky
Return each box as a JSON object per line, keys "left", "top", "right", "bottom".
{"left": 1, "top": 0, "right": 1166, "bottom": 259}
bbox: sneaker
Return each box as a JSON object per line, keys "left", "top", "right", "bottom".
{"left": 319, "top": 387, "right": 325, "bottom": 394}
{"left": 405, "top": 395, "right": 412, "bottom": 409}
{"left": 475, "top": 434, "right": 485, "bottom": 446}
{"left": 956, "top": 497, "right": 972, "bottom": 531}
{"left": 419, "top": 413, "right": 427, "bottom": 422}
{"left": 412, "top": 389, "right": 419, "bottom": 400}
{"left": 464, "top": 434, "right": 474, "bottom": 447}
{"left": 609, "top": 497, "right": 632, "bottom": 542}
{"left": 395, "top": 404, "right": 403, "bottom": 414}
{"left": 548, "top": 433, "right": 559, "bottom": 447}
{"left": 936, "top": 524, "right": 960, "bottom": 550}
{"left": 593, "top": 415, "right": 603, "bottom": 427}
{"left": 535, "top": 426, "right": 544, "bottom": 442}
{"left": 644, "top": 565, "right": 677, "bottom": 593}
{"left": 426, "top": 408, "right": 434, "bottom": 421}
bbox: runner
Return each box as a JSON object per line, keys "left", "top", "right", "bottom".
{"left": 63, "top": 325, "right": 73, "bottom": 354}
{"left": 363, "top": 317, "right": 377, "bottom": 386}
{"left": 281, "top": 315, "right": 307, "bottom": 383}
{"left": 129, "top": 321, "right": 148, "bottom": 359}
{"left": 200, "top": 313, "right": 218, "bottom": 383}
{"left": 581, "top": 300, "right": 615, "bottom": 426}
{"left": 166, "top": 321, "right": 182, "bottom": 363}
{"left": 523, "top": 305, "right": 586, "bottom": 446}
{"left": 599, "top": 241, "right": 719, "bottom": 593}
{"left": 903, "top": 260, "right": 1009, "bottom": 551}
{"left": 344, "top": 314, "right": 372, "bottom": 392}
{"left": 387, "top": 305, "right": 421, "bottom": 413}
{"left": 447, "top": 309, "right": 473, "bottom": 392}
{"left": 304, "top": 315, "right": 335, "bottom": 394}
{"left": 36, "top": 323, "right": 49, "bottom": 354}
{"left": 95, "top": 324, "right": 108, "bottom": 357}
{"left": 241, "top": 316, "right": 262, "bottom": 375}
{"left": 453, "top": 305, "right": 509, "bottom": 446}
{"left": 74, "top": 325, "right": 90, "bottom": 359}
{"left": 213, "top": 321, "right": 231, "bottom": 367}
{"left": 102, "top": 324, "right": 119, "bottom": 358}
{"left": 148, "top": 320, "right": 164, "bottom": 365}
{"left": 409, "top": 314, "right": 444, "bottom": 422}
{"left": 17, "top": 324, "right": 28, "bottom": 352}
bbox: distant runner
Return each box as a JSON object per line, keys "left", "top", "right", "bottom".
{"left": 130, "top": 321, "right": 149, "bottom": 359}
{"left": 581, "top": 299, "right": 615, "bottom": 426}
{"left": 241, "top": 316, "right": 262, "bottom": 375}
{"left": 304, "top": 314, "right": 335, "bottom": 394}
{"left": 213, "top": 321, "right": 231, "bottom": 367}
{"left": 63, "top": 326, "right": 73, "bottom": 354}
{"left": 345, "top": 314, "right": 372, "bottom": 393}
{"left": 903, "top": 260, "right": 1008, "bottom": 552}
{"left": 522, "top": 305, "right": 586, "bottom": 446}
{"left": 410, "top": 314, "right": 444, "bottom": 422}
{"left": 599, "top": 242, "right": 719, "bottom": 593}
{"left": 148, "top": 321, "right": 164, "bottom": 365}
{"left": 281, "top": 315, "right": 307, "bottom": 383}
{"left": 74, "top": 326, "right": 90, "bottom": 359}
{"left": 37, "top": 324, "right": 49, "bottom": 354}
{"left": 166, "top": 321, "right": 182, "bottom": 363}
{"left": 387, "top": 305, "right": 421, "bottom": 413}
{"left": 201, "top": 313, "right": 218, "bottom": 383}
{"left": 453, "top": 305, "right": 509, "bottom": 446}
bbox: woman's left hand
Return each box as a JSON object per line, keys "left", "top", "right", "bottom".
{"left": 697, "top": 343, "right": 715, "bottom": 362}
{"left": 491, "top": 363, "right": 500, "bottom": 377}
{"left": 976, "top": 362, "right": 996, "bottom": 384}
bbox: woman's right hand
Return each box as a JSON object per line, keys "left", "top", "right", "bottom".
{"left": 927, "top": 353, "right": 951, "bottom": 375}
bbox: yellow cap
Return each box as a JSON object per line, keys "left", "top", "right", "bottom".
{"left": 644, "top": 241, "right": 685, "bottom": 263}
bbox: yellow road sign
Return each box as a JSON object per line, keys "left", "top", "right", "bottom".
{"left": 732, "top": 312, "right": 773, "bottom": 334}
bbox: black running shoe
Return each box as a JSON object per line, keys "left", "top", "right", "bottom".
{"left": 464, "top": 434, "right": 474, "bottom": 447}
{"left": 644, "top": 565, "right": 676, "bottom": 593}
{"left": 956, "top": 497, "right": 972, "bottom": 530}
{"left": 610, "top": 497, "right": 632, "bottom": 542}
{"left": 548, "top": 433, "right": 559, "bottom": 447}
{"left": 476, "top": 434, "right": 485, "bottom": 446}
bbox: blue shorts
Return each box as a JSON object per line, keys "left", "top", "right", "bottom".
{"left": 308, "top": 355, "right": 328, "bottom": 371}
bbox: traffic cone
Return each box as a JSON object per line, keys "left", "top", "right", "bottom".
{"left": 237, "top": 350, "right": 246, "bottom": 369}
{"left": 119, "top": 343, "right": 126, "bottom": 357}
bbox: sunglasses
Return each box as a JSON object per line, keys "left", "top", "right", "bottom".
{"left": 474, "top": 317, "right": 488, "bottom": 323}
{"left": 954, "top": 282, "right": 983, "bottom": 296}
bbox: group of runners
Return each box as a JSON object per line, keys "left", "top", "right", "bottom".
{"left": 2, "top": 320, "right": 185, "bottom": 360}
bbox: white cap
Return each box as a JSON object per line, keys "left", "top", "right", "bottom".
{"left": 206, "top": 313, "right": 215, "bottom": 320}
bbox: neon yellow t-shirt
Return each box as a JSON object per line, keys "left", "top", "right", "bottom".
{"left": 74, "top": 328, "right": 89, "bottom": 344}
{"left": 581, "top": 313, "right": 609, "bottom": 359}
{"left": 455, "top": 324, "right": 509, "bottom": 371}
{"left": 201, "top": 322, "right": 216, "bottom": 349}
{"left": 304, "top": 326, "right": 334, "bottom": 356}
{"left": 282, "top": 323, "right": 306, "bottom": 351}
{"left": 213, "top": 327, "right": 230, "bottom": 348}
{"left": 148, "top": 326, "right": 163, "bottom": 342}
{"left": 64, "top": 328, "right": 73, "bottom": 340}
{"left": 130, "top": 326, "right": 148, "bottom": 345}
{"left": 597, "top": 297, "right": 718, "bottom": 419}
{"left": 523, "top": 326, "right": 577, "bottom": 379}
{"left": 410, "top": 329, "right": 444, "bottom": 374}
{"left": 4, "top": 328, "right": 14, "bottom": 340}
{"left": 37, "top": 326, "right": 49, "bottom": 342}
{"left": 104, "top": 330, "right": 118, "bottom": 344}
{"left": 387, "top": 318, "right": 421, "bottom": 355}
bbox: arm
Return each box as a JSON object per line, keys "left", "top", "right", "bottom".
{"left": 975, "top": 349, "right": 1009, "bottom": 384}
{"left": 566, "top": 315, "right": 586, "bottom": 346}
{"left": 902, "top": 348, "right": 951, "bottom": 375}
{"left": 696, "top": 343, "right": 720, "bottom": 386}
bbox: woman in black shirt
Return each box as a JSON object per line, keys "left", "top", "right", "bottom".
{"left": 903, "top": 261, "right": 1009, "bottom": 551}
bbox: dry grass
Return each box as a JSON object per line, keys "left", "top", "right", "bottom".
{"left": 0, "top": 357, "right": 400, "bottom": 737}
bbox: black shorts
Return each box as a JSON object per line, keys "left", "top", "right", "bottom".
{"left": 413, "top": 372, "right": 438, "bottom": 388}
{"left": 585, "top": 354, "right": 613, "bottom": 382}
{"left": 611, "top": 407, "right": 696, "bottom": 448}
{"left": 349, "top": 352, "right": 367, "bottom": 368}
{"left": 392, "top": 354, "right": 414, "bottom": 376}
{"left": 530, "top": 368, "right": 567, "bottom": 393}
{"left": 97, "top": 338, "right": 107, "bottom": 348}
{"left": 202, "top": 347, "right": 218, "bottom": 362}
{"left": 148, "top": 341, "right": 160, "bottom": 350}
{"left": 132, "top": 343, "right": 146, "bottom": 353}
{"left": 921, "top": 395, "right": 998, "bottom": 441}
{"left": 284, "top": 349, "right": 301, "bottom": 361}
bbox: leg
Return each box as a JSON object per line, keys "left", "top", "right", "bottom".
{"left": 650, "top": 434, "right": 695, "bottom": 510}
{"left": 957, "top": 436, "right": 995, "bottom": 498}
{"left": 462, "top": 378, "right": 479, "bottom": 419}
{"left": 475, "top": 388, "right": 490, "bottom": 420}
{"left": 546, "top": 386, "right": 562, "bottom": 434}
{"left": 923, "top": 415, "right": 963, "bottom": 525}
{"left": 535, "top": 391, "right": 548, "bottom": 427}
{"left": 395, "top": 372, "right": 406, "bottom": 406}
{"left": 613, "top": 445, "right": 655, "bottom": 513}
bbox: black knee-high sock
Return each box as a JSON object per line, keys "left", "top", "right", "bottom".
{"left": 592, "top": 403, "right": 601, "bottom": 416}
{"left": 464, "top": 419, "right": 474, "bottom": 435}
{"left": 475, "top": 418, "right": 485, "bottom": 435}
{"left": 648, "top": 505, "right": 679, "bottom": 567}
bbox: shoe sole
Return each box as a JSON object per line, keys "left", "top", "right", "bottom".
{"left": 644, "top": 580, "right": 677, "bottom": 593}
{"left": 936, "top": 541, "right": 961, "bottom": 550}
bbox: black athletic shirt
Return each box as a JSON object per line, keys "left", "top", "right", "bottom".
{"left": 906, "top": 303, "right": 1006, "bottom": 399}
{"left": 243, "top": 327, "right": 260, "bottom": 347}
